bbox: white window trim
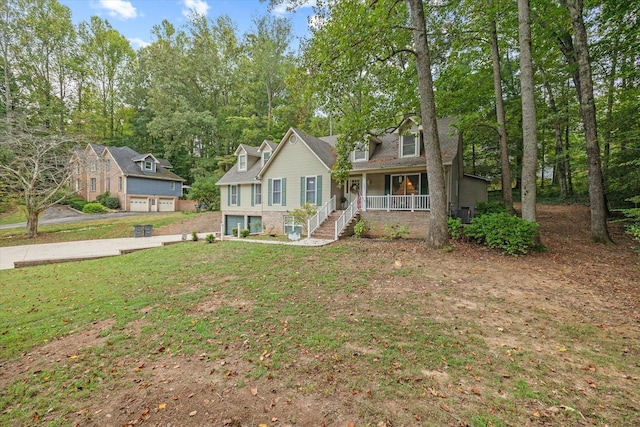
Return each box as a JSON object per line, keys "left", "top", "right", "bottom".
{"left": 391, "top": 173, "right": 421, "bottom": 195}
{"left": 170, "top": 181, "right": 176, "bottom": 191}
{"left": 238, "top": 154, "right": 247, "bottom": 171}
{"left": 90, "top": 162, "right": 96, "bottom": 172}
{"left": 262, "top": 151, "right": 270, "bottom": 167}
{"left": 400, "top": 133, "right": 419, "bottom": 158}
{"left": 283, "top": 215, "right": 303, "bottom": 235}
{"left": 352, "top": 142, "right": 368, "bottom": 162}
{"left": 272, "top": 178, "right": 282, "bottom": 205}
{"left": 90, "top": 178, "right": 96, "bottom": 192}
{"left": 230, "top": 185, "right": 238, "bottom": 206}
{"left": 254, "top": 183, "right": 262, "bottom": 205}
{"left": 144, "top": 160, "right": 153, "bottom": 171}
{"left": 305, "top": 176, "right": 317, "bottom": 205}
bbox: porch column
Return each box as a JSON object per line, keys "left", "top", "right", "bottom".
{"left": 361, "top": 173, "right": 367, "bottom": 211}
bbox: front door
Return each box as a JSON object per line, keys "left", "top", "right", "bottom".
{"left": 346, "top": 177, "right": 361, "bottom": 206}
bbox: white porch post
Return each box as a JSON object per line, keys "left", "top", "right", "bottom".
{"left": 361, "top": 173, "right": 367, "bottom": 211}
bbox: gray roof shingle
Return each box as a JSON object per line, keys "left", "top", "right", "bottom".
{"left": 105, "top": 146, "right": 185, "bottom": 182}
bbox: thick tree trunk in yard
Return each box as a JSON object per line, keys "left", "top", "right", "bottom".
{"left": 518, "top": 0, "right": 537, "bottom": 224}
{"left": 407, "top": 0, "right": 449, "bottom": 249}
{"left": 563, "top": 0, "right": 612, "bottom": 243}
{"left": 26, "top": 210, "right": 40, "bottom": 238}
{"left": 490, "top": 19, "right": 513, "bottom": 213}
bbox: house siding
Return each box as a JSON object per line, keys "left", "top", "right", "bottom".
{"left": 127, "top": 176, "right": 182, "bottom": 197}
{"left": 262, "top": 137, "right": 331, "bottom": 212}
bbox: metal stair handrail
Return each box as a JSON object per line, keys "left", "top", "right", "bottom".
{"left": 307, "top": 195, "right": 336, "bottom": 239}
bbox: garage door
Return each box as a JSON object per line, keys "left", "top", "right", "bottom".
{"left": 225, "top": 215, "right": 244, "bottom": 235}
{"left": 130, "top": 197, "right": 149, "bottom": 212}
{"left": 158, "top": 198, "right": 175, "bottom": 212}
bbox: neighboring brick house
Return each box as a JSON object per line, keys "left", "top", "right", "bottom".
{"left": 72, "top": 144, "right": 186, "bottom": 212}
{"left": 216, "top": 117, "right": 489, "bottom": 239}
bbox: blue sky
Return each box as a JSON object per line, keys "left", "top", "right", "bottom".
{"left": 59, "top": 0, "right": 316, "bottom": 50}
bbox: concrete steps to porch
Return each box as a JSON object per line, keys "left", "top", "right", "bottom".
{"left": 310, "top": 210, "right": 359, "bottom": 240}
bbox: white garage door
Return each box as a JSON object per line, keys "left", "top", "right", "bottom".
{"left": 158, "top": 198, "right": 175, "bottom": 212}
{"left": 130, "top": 197, "right": 149, "bottom": 212}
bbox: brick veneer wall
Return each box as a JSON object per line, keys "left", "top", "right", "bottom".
{"left": 359, "top": 211, "right": 431, "bottom": 239}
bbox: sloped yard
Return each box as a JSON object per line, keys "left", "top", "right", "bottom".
{"left": 0, "top": 204, "right": 638, "bottom": 426}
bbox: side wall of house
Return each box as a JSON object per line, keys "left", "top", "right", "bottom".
{"left": 127, "top": 177, "right": 182, "bottom": 197}
{"left": 459, "top": 176, "right": 489, "bottom": 211}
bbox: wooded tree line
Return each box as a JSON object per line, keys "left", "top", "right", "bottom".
{"left": 1, "top": 0, "right": 638, "bottom": 244}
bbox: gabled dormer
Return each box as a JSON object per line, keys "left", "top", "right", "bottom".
{"left": 397, "top": 117, "right": 421, "bottom": 158}
{"left": 234, "top": 144, "right": 260, "bottom": 172}
{"left": 132, "top": 153, "right": 160, "bottom": 173}
{"left": 258, "top": 140, "right": 278, "bottom": 167}
{"left": 352, "top": 134, "right": 382, "bottom": 162}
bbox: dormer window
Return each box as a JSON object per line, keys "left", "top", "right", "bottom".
{"left": 400, "top": 133, "right": 419, "bottom": 157}
{"left": 238, "top": 154, "right": 247, "bottom": 171}
{"left": 353, "top": 142, "right": 368, "bottom": 162}
{"left": 144, "top": 160, "right": 153, "bottom": 170}
{"left": 262, "top": 151, "right": 271, "bottom": 166}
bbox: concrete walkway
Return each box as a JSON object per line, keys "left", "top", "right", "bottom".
{"left": 0, "top": 234, "right": 333, "bottom": 270}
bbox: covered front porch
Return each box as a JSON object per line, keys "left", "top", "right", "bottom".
{"left": 343, "top": 172, "right": 431, "bottom": 212}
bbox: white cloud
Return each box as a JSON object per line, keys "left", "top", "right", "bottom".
{"left": 182, "top": 0, "right": 210, "bottom": 18}
{"left": 99, "top": 0, "right": 137, "bottom": 20}
{"left": 129, "top": 37, "right": 150, "bottom": 49}
{"left": 272, "top": 0, "right": 317, "bottom": 16}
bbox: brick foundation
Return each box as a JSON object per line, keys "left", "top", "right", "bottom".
{"left": 359, "top": 211, "right": 431, "bottom": 239}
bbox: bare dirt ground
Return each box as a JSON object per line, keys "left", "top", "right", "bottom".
{"left": 2, "top": 204, "right": 638, "bottom": 426}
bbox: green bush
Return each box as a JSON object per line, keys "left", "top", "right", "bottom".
{"left": 465, "top": 212, "right": 539, "bottom": 255}
{"left": 241, "top": 229, "right": 250, "bottom": 238}
{"left": 62, "top": 195, "right": 87, "bottom": 211}
{"left": 447, "top": 217, "right": 464, "bottom": 240}
{"left": 353, "top": 218, "right": 368, "bottom": 238}
{"left": 205, "top": 233, "right": 215, "bottom": 243}
{"left": 475, "top": 201, "right": 508, "bottom": 217}
{"left": 96, "top": 191, "right": 120, "bottom": 210}
{"left": 191, "top": 231, "right": 198, "bottom": 242}
{"left": 231, "top": 227, "right": 238, "bottom": 236}
{"left": 383, "top": 222, "right": 409, "bottom": 239}
{"left": 82, "top": 202, "right": 107, "bottom": 214}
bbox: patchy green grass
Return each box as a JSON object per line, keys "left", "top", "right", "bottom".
{"left": 0, "top": 212, "right": 197, "bottom": 247}
{"left": 0, "top": 239, "right": 638, "bottom": 426}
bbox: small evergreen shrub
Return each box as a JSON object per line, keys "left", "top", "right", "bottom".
{"left": 465, "top": 212, "right": 539, "bottom": 255}
{"left": 475, "top": 201, "right": 508, "bottom": 217}
{"left": 205, "top": 233, "right": 215, "bottom": 243}
{"left": 447, "top": 217, "right": 464, "bottom": 240}
{"left": 82, "top": 202, "right": 107, "bottom": 214}
{"left": 62, "top": 195, "right": 87, "bottom": 211}
{"left": 96, "top": 191, "right": 120, "bottom": 209}
{"left": 353, "top": 218, "right": 368, "bottom": 238}
{"left": 191, "top": 231, "right": 198, "bottom": 242}
{"left": 383, "top": 222, "right": 409, "bottom": 239}
{"left": 231, "top": 227, "right": 238, "bottom": 236}
{"left": 241, "top": 229, "right": 250, "bottom": 238}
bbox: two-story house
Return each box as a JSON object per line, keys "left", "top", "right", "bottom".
{"left": 216, "top": 117, "right": 489, "bottom": 239}
{"left": 73, "top": 144, "right": 186, "bottom": 212}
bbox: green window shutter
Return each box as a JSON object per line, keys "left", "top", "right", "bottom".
{"left": 251, "top": 184, "right": 255, "bottom": 206}
{"left": 237, "top": 185, "right": 241, "bottom": 205}
{"left": 420, "top": 173, "right": 428, "bottom": 195}
{"left": 268, "top": 179, "right": 272, "bottom": 206}
{"left": 316, "top": 175, "right": 322, "bottom": 205}
{"left": 282, "top": 178, "right": 287, "bottom": 205}
{"left": 384, "top": 175, "right": 391, "bottom": 195}
{"left": 300, "top": 176, "right": 305, "bottom": 204}
{"left": 227, "top": 185, "right": 231, "bottom": 206}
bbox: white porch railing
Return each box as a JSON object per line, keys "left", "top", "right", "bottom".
{"left": 364, "top": 194, "right": 430, "bottom": 212}
{"left": 307, "top": 195, "right": 336, "bottom": 239}
{"left": 334, "top": 196, "right": 360, "bottom": 240}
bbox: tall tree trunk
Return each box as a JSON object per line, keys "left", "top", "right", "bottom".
{"left": 563, "top": 0, "right": 612, "bottom": 243}
{"left": 603, "top": 37, "right": 619, "bottom": 175}
{"left": 543, "top": 79, "right": 567, "bottom": 198}
{"left": 490, "top": 19, "right": 513, "bottom": 213}
{"left": 564, "top": 81, "right": 574, "bottom": 196}
{"left": 518, "top": 0, "right": 538, "bottom": 224}
{"left": 406, "top": 0, "right": 448, "bottom": 248}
